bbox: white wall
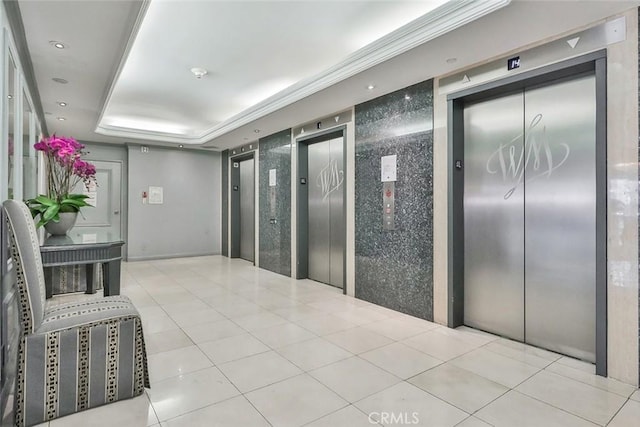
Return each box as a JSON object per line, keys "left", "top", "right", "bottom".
{"left": 127, "top": 145, "right": 221, "bottom": 260}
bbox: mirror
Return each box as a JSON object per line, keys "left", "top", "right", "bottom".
{"left": 6, "top": 53, "right": 16, "bottom": 198}
{"left": 22, "top": 90, "right": 35, "bottom": 199}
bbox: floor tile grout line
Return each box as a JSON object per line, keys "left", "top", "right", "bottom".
{"left": 142, "top": 389, "right": 161, "bottom": 426}
{"left": 297, "top": 402, "right": 352, "bottom": 426}
{"left": 479, "top": 339, "right": 562, "bottom": 368}
{"left": 532, "top": 368, "right": 635, "bottom": 399}
{"left": 453, "top": 414, "right": 496, "bottom": 427}
{"left": 541, "top": 362, "right": 637, "bottom": 399}
{"left": 509, "top": 389, "right": 610, "bottom": 426}
{"left": 128, "top": 256, "right": 633, "bottom": 427}
{"left": 603, "top": 396, "right": 631, "bottom": 427}
{"left": 155, "top": 394, "right": 271, "bottom": 426}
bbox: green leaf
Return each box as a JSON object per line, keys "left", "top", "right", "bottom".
{"left": 61, "top": 198, "right": 88, "bottom": 208}
{"left": 42, "top": 205, "right": 60, "bottom": 223}
{"left": 66, "top": 194, "right": 89, "bottom": 200}
{"left": 34, "top": 195, "right": 56, "bottom": 206}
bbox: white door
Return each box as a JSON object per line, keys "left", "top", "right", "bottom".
{"left": 73, "top": 160, "right": 122, "bottom": 239}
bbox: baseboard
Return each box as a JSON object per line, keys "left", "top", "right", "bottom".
{"left": 126, "top": 251, "right": 221, "bottom": 262}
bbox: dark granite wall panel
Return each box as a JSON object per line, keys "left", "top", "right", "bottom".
{"left": 258, "top": 130, "right": 292, "bottom": 276}
{"left": 221, "top": 150, "right": 229, "bottom": 257}
{"left": 355, "top": 80, "right": 434, "bottom": 320}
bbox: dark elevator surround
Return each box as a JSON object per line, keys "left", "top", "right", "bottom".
{"left": 637, "top": 6, "right": 640, "bottom": 384}
{"left": 258, "top": 130, "right": 292, "bottom": 277}
{"left": 222, "top": 149, "right": 229, "bottom": 257}
{"left": 355, "top": 80, "right": 434, "bottom": 320}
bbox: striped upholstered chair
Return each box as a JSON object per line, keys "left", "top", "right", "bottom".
{"left": 3, "top": 200, "right": 150, "bottom": 426}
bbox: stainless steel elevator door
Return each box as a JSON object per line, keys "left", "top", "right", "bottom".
{"left": 463, "top": 73, "right": 596, "bottom": 362}
{"left": 308, "top": 137, "right": 344, "bottom": 288}
{"left": 524, "top": 75, "right": 596, "bottom": 362}
{"left": 464, "top": 92, "right": 525, "bottom": 341}
{"left": 239, "top": 158, "right": 255, "bottom": 262}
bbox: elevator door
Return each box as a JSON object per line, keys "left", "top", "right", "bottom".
{"left": 463, "top": 73, "right": 596, "bottom": 362}
{"left": 308, "top": 137, "right": 344, "bottom": 288}
{"left": 239, "top": 158, "right": 255, "bottom": 262}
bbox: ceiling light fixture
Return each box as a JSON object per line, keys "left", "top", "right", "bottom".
{"left": 57, "top": 101, "right": 67, "bottom": 107}
{"left": 367, "top": 84, "right": 375, "bottom": 90}
{"left": 49, "top": 40, "right": 65, "bottom": 49}
{"left": 254, "top": 129, "right": 260, "bottom": 133}
{"left": 57, "top": 117, "right": 66, "bottom": 121}
{"left": 446, "top": 57, "right": 457, "bottom": 64}
{"left": 404, "top": 94, "right": 412, "bottom": 100}
{"left": 179, "top": 144, "right": 184, "bottom": 148}
{"left": 7, "top": 95, "right": 12, "bottom": 99}
{"left": 190, "top": 67, "right": 208, "bottom": 79}
{"left": 52, "top": 77, "right": 68, "bottom": 84}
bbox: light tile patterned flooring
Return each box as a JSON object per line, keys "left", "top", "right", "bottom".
{"left": 36, "top": 256, "right": 639, "bottom": 427}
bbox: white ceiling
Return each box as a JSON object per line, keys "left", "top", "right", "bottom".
{"left": 17, "top": 0, "right": 640, "bottom": 151}
{"left": 98, "top": 0, "right": 451, "bottom": 142}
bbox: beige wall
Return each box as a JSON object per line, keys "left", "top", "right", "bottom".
{"left": 606, "top": 8, "right": 639, "bottom": 386}
{"left": 432, "top": 80, "right": 449, "bottom": 326}
{"left": 432, "top": 8, "right": 639, "bottom": 385}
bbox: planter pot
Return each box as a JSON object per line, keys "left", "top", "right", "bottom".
{"left": 44, "top": 211, "right": 78, "bottom": 236}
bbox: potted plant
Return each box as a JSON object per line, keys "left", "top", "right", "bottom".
{"left": 26, "top": 135, "right": 97, "bottom": 235}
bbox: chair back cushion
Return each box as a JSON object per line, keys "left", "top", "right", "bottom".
{"left": 3, "top": 200, "right": 46, "bottom": 333}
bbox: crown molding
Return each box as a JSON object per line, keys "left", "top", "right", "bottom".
{"left": 95, "top": 0, "right": 511, "bottom": 145}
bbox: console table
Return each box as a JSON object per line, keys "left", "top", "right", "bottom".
{"left": 40, "top": 234, "right": 125, "bottom": 299}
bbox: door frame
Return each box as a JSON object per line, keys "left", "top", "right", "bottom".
{"left": 229, "top": 152, "right": 255, "bottom": 261}
{"left": 447, "top": 50, "right": 607, "bottom": 375}
{"left": 296, "top": 126, "right": 347, "bottom": 293}
{"left": 73, "top": 159, "right": 126, "bottom": 258}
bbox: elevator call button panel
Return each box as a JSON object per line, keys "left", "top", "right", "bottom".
{"left": 383, "top": 182, "right": 395, "bottom": 231}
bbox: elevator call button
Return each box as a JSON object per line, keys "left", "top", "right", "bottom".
{"left": 382, "top": 182, "right": 395, "bottom": 231}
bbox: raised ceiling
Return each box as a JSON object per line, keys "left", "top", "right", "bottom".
{"left": 17, "top": 0, "right": 640, "bottom": 151}
{"left": 98, "top": 0, "right": 453, "bottom": 143}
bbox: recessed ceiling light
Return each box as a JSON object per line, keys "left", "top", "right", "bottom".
{"left": 404, "top": 94, "right": 411, "bottom": 100}
{"left": 56, "top": 117, "right": 66, "bottom": 121}
{"left": 49, "top": 40, "right": 65, "bottom": 49}
{"left": 179, "top": 144, "right": 184, "bottom": 148}
{"left": 254, "top": 129, "right": 260, "bottom": 133}
{"left": 52, "top": 77, "right": 68, "bottom": 84}
{"left": 7, "top": 95, "right": 12, "bottom": 99}
{"left": 57, "top": 101, "right": 67, "bottom": 107}
{"left": 446, "top": 57, "right": 457, "bottom": 64}
{"left": 367, "top": 84, "right": 375, "bottom": 90}
{"left": 190, "top": 67, "right": 208, "bottom": 79}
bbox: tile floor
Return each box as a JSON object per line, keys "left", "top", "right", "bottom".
{"left": 36, "top": 256, "right": 639, "bottom": 427}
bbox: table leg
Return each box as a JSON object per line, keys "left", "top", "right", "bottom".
{"left": 44, "top": 267, "right": 53, "bottom": 299}
{"left": 103, "top": 260, "right": 121, "bottom": 296}
{"left": 85, "top": 263, "right": 96, "bottom": 294}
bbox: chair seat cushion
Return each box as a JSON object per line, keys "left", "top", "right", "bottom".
{"left": 39, "top": 295, "right": 138, "bottom": 334}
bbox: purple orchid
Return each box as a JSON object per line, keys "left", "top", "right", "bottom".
{"left": 34, "top": 135, "right": 97, "bottom": 203}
